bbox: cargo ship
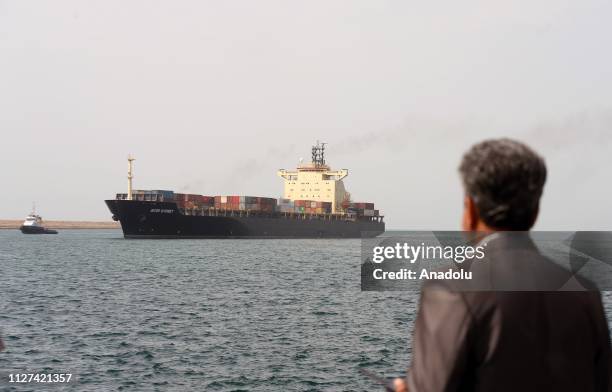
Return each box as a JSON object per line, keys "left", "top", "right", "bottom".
{"left": 106, "top": 143, "right": 384, "bottom": 238}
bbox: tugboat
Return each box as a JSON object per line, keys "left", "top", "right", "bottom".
{"left": 19, "top": 205, "right": 58, "bottom": 234}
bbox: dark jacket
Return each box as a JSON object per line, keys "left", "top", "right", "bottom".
{"left": 406, "top": 233, "right": 611, "bottom": 391}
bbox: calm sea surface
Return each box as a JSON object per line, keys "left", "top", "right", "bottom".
{"left": 0, "top": 230, "right": 418, "bottom": 391}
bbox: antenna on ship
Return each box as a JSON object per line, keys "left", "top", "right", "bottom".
{"left": 311, "top": 140, "right": 326, "bottom": 167}
{"left": 127, "top": 155, "right": 135, "bottom": 200}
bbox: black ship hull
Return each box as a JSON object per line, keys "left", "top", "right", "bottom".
{"left": 106, "top": 200, "right": 385, "bottom": 239}
{"left": 20, "top": 226, "right": 58, "bottom": 234}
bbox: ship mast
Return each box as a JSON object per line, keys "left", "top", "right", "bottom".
{"left": 127, "top": 155, "right": 135, "bottom": 200}
{"left": 311, "top": 140, "right": 326, "bottom": 167}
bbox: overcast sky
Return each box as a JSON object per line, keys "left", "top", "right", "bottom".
{"left": 1, "top": 0, "right": 610, "bottom": 229}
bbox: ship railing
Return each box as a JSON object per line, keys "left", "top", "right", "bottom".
{"left": 177, "top": 207, "right": 374, "bottom": 222}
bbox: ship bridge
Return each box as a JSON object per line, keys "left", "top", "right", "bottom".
{"left": 277, "top": 142, "right": 348, "bottom": 213}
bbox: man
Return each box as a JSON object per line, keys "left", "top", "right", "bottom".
{"left": 394, "top": 139, "right": 611, "bottom": 391}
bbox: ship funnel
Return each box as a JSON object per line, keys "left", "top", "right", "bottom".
{"left": 127, "top": 155, "right": 135, "bottom": 200}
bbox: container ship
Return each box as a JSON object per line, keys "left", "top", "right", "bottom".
{"left": 105, "top": 143, "right": 384, "bottom": 238}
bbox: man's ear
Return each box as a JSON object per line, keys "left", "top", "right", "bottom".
{"left": 462, "top": 195, "right": 479, "bottom": 231}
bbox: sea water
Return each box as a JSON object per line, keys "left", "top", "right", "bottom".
{"left": 0, "top": 230, "right": 417, "bottom": 391}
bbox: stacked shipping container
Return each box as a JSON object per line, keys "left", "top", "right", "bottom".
{"left": 293, "top": 200, "right": 332, "bottom": 214}
{"left": 277, "top": 199, "right": 332, "bottom": 214}
{"left": 173, "top": 193, "right": 215, "bottom": 209}
{"left": 115, "top": 190, "right": 175, "bottom": 202}
{"left": 115, "top": 190, "right": 379, "bottom": 217}
{"left": 277, "top": 198, "right": 295, "bottom": 213}
{"left": 214, "top": 196, "right": 277, "bottom": 212}
{"left": 347, "top": 202, "right": 379, "bottom": 217}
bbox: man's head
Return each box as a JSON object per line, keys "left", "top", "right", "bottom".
{"left": 459, "top": 138, "right": 547, "bottom": 231}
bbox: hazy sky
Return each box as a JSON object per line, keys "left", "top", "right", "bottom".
{"left": 1, "top": 1, "right": 611, "bottom": 229}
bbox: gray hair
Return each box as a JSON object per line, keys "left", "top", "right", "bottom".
{"left": 459, "top": 138, "right": 547, "bottom": 230}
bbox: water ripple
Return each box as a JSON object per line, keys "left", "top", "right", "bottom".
{"left": 0, "top": 230, "right": 418, "bottom": 391}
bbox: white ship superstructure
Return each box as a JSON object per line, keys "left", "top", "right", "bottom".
{"left": 22, "top": 213, "right": 43, "bottom": 228}
{"left": 277, "top": 142, "right": 349, "bottom": 213}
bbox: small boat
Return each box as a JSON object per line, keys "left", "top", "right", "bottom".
{"left": 19, "top": 207, "right": 58, "bottom": 234}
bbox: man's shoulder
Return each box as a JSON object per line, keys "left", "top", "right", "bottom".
{"left": 420, "top": 278, "right": 605, "bottom": 321}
